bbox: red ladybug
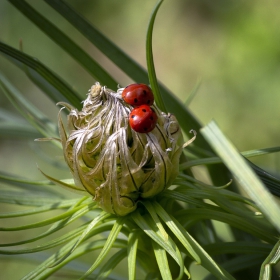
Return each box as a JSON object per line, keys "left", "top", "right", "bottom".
{"left": 122, "top": 83, "right": 154, "bottom": 107}
{"left": 129, "top": 105, "right": 158, "bottom": 133}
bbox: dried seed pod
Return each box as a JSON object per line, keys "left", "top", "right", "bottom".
{"left": 58, "top": 82, "right": 184, "bottom": 216}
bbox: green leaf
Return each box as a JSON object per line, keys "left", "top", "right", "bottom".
{"left": 184, "top": 78, "right": 202, "bottom": 107}
{"left": 153, "top": 202, "right": 200, "bottom": 263}
{"left": 175, "top": 208, "right": 276, "bottom": 244}
{"left": 95, "top": 248, "right": 127, "bottom": 279}
{"left": 79, "top": 217, "right": 126, "bottom": 279}
{"left": 170, "top": 216, "right": 235, "bottom": 279}
{"left": 0, "top": 199, "right": 76, "bottom": 219}
{"left": 146, "top": 0, "right": 166, "bottom": 112}
{"left": 127, "top": 230, "right": 139, "bottom": 280}
{"left": 0, "top": 73, "right": 60, "bottom": 142}
{"left": 0, "top": 202, "right": 94, "bottom": 231}
{"left": 0, "top": 41, "right": 82, "bottom": 108}
{"left": 50, "top": 211, "right": 111, "bottom": 267}
{"left": 0, "top": 223, "right": 88, "bottom": 255}
{"left": 153, "top": 202, "right": 236, "bottom": 280}
{"left": 0, "top": 171, "right": 64, "bottom": 197}
{"left": 0, "top": 200, "right": 96, "bottom": 247}
{"left": 201, "top": 121, "right": 280, "bottom": 233}
{"left": 259, "top": 239, "right": 280, "bottom": 280}
{"left": 0, "top": 110, "right": 39, "bottom": 138}
{"left": 132, "top": 209, "right": 188, "bottom": 279}
{"left": 152, "top": 241, "right": 172, "bottom": 280}
{"left": 22, "top": 238, "right": 127, "bottom": 280}
{"left": 7, "top": 0, "right": 117, "bottom": 90}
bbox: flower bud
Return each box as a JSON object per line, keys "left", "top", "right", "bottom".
{"left": 58, "top": 83, "right": 183, "bottom": 216}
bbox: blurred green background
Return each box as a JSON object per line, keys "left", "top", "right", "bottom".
{"left": 1, "top": 0, "right": 280, "bottom": 278}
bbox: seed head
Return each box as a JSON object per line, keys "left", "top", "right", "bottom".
{"left": 58, "top": 83, "right": 183, "bottom": 216}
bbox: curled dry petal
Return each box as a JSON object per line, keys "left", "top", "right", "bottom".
{"left": 58, "top": 82, "right": 184, "bottom": 216}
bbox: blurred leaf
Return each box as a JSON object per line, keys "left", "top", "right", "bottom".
{"left": 7, "top": 0, "right": 118, "bottom": 90}
{"left": 184, "top": 78, "right": 202, "bottom": 107}
{"left": 0, "top": 41, "right": 82, "bottom": 107}
{"left": 0, "top": 108, "right": 40, "bottom": 138}
{"left": 0, "top": 199, "right": 76, "bottom": 219}
{"left": 0, "top": 73, "right": 59, "bottom": 140}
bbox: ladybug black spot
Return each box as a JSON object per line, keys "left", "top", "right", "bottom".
{"left": 131, "top": 115, "right": 136, "bottom": 119}
{"left": 142, "top": 109, "right": 147, "bottom": 112}
{"left": 150, "top": 116, "right": 154, "bottom": 120}
{"left": 134, "top": 98, "right": 138, "bottom": 103}
{"left": 147, "top": 100, "right": 151, "bottom": 104}
{"left": 143, "top": 90, "right": 147, "bottom": 95}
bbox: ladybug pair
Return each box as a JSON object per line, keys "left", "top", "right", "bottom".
{"left": 122, "top": 84, "right": 158, "bottom": 133}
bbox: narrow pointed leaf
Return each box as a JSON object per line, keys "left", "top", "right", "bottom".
{"left": 146, "top": 0, "right": 166, "bottom": 112}
{"left": 152, "top": 241, "right": 172, "bottom": 280}
{"left": 127, "top": 231, "right": 140, "bottom": 280}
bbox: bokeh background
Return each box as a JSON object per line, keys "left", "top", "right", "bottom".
{"left": 1, "top": 0, "right": 280, "bottom": 279}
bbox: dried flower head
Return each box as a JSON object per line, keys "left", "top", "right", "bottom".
{"left": 58, "top": 83, "right": 183, "bottom": 216}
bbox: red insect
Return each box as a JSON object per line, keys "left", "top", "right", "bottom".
{"left": 122, "top": 83, "right": 154, "bottom": 107}
{"left": 129, "top": 105, "right": 158, "bottom": 133}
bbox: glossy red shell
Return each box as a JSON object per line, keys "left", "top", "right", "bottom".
{"left": 129, "top": 105, "right": 158, "bottom": 133}
{"left": 122, "top": 83, "right": 154, "bottom": 107}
